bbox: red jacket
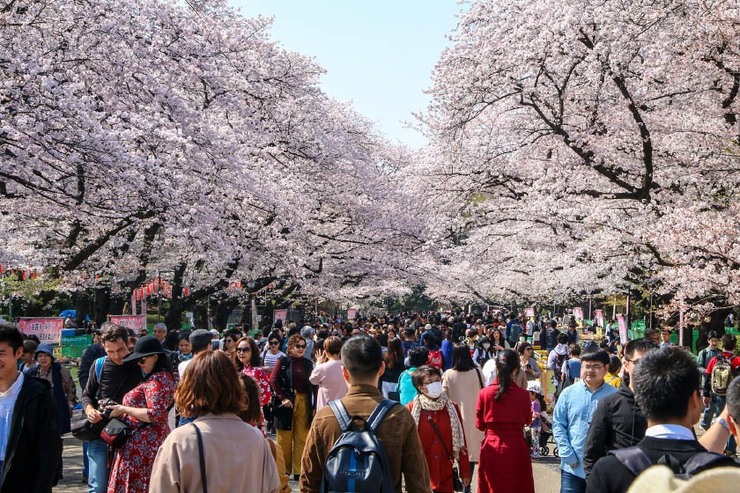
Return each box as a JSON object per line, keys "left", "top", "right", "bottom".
{"left": 407, "top": 401, "right": 471, "bottom": 493}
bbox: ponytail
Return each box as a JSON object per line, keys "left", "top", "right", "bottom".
{"left": 495, "top": 349, "right": 521, "bottom": 401}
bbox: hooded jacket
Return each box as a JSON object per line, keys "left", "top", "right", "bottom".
{"left": 583, "top": 383, "right": 647, "bottom": 477}
{"left": 0, "top": 376, "right": 59, "bottom": 493}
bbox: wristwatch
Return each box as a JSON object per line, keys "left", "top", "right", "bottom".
{"left": 713, "top": 417, "right": 731, "bottom": 433}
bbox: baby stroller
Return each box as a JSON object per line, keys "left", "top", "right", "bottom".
{"left": 536, "top": 413, "right": 558, "bottom": 457}
{"left": 524, "top": 406, "right": 560, "bottom": 457}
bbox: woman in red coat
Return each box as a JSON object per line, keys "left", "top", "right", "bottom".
{"left": 408, "top": 365, "right": 471, "bottom": 493}
{"left": 476, "top": 349, "right": 534, "bottom": 493}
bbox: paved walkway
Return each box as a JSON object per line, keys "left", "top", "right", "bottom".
{"left": 55, "top": 434, "right": 562, "bottom": 493}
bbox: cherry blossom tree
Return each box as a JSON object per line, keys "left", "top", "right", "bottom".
{"left": 414, "top": 0, "right": 739, "bottom": 315}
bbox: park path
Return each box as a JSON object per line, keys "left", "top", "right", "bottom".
{"left": 54, "top": 433, "right": 562, "bottom": 493}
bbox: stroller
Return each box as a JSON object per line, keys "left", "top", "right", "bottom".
{"left": 525, "top": 411, "right": 558, "bottom": 457}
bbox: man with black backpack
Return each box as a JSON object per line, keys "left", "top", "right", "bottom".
{"left": 586, "top": 347, "right": 739, "bottom": 493}
{"left": 702, "top": 332, "right": 740, "bottom": 455}
{"left": 300, "top": 335, "right": 431, "bottom": 493}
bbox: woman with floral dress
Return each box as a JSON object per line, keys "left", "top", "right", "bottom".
{"left": 105, "top": 336, "right": 176, "bottom": 493}
{"left": 235, "top": 337, "right": 273, "bottom": 409}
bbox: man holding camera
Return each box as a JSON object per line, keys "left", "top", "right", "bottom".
{"left": 81, "top": 324, "right": 143, "bottom": 493}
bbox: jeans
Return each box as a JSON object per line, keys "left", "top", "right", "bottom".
{"left": 82, "top": 441, "right": 89, "bottom": 478}
{"left": 560, "top": 469, "right": 586, "bottom": 493}
{"left": 87, "top": 438, "right": 109, "bottom": 493}
{"left": 701, "top": 395, "right": 723, "bottom": 429}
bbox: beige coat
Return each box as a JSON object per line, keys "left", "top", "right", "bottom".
{"left": 149, "top": 413, "right": 280, "bottom": 493}
{"left": 442, "top": 368, "right": 486, "bottom": 462}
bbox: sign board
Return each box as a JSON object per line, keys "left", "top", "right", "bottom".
{"left": 616, "top": 314, "right": 628, "bottom": 344}
{"left": 18, "top": 317, "right": 64, "bottom": 344}
{"left": 525, "top": 307, "right": 535, "bottom": 318}
{"left": 573, "top": 307, "right": 584, "bottom": 322}
{"left": 347, "top": 309, "right": 357, "bottom": 320}
{"left": 273, "top": 309, "right": 288, "bottom": 324}
{"left": 109, "top": 315, "right": 147, "bottom": 332}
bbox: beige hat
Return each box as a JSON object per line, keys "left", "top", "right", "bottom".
{"left": 626, "top": 466, "right": 740, "bottom": 493}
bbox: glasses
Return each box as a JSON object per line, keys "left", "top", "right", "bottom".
{"left": 583, "top": 364, "right": 606, "bottom": 371}
{"left": 236, "top": 347, "right": 251, "bottom": 353}
{"left": 422, "top": 380, "right": 441, "bottom": 386}
{"left": 138, "top": 355, "right": 151, "bottom": 364}
{"left": 293, "top": 344, "right": 307, "bottom": 350}
{"left": 270, "top": 341, "right": 280, "bottom": 346}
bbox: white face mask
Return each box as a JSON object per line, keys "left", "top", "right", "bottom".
{"left": 483, "top": 343, "right": 491, "bottom": 349}
{"left": 425, "top": 381, "right": 443, "bottom": 399}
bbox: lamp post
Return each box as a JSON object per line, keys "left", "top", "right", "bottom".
{"left": 247, "top": 281, "right": 257, "bottom": 332}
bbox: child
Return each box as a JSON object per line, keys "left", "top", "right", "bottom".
{"left": 527, "top": 381, "right": 546, "bottom": 459}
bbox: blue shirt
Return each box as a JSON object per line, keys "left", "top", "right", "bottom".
{"left": 552, "top": 379, "right": 617, "bottom": 478}
{"left": 398, "top": 367, "right": 418, "bottom": 405}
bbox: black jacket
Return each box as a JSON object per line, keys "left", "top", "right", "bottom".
{"left": 270, "top": 356, "right": 316, "bottom": 430}
{"left": 583, "top": 384, "right": 647, "bottom": 476}
{"left": 78, "top": 343, "right": 105, "bottom": 391}
{"left": 81, "top": 357, "right": 143, "bottom": 411}
{"left": 586, "top": 436, "right": 738, "bottom": 493}
{"left": 0, "top": 375, "right": 59, "bottom": 493}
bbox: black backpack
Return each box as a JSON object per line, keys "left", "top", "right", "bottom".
{"left": 609, "top": 446, "right": 737, "bottom": 480}
{"left": 322, "top": 399, "right": 397, "bottom": 493}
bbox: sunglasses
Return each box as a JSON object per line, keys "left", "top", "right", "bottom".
{"left": 269, "top": 341, "right": 280, "bottom": 346}
{"left": 138, "top": 355, "right": 151, "bottom": 364}
{"left": 236, "top": 347, "right": 251, "bottom": 353}
{"left": 293, "top": 344, "right": 307, "bottom": 350}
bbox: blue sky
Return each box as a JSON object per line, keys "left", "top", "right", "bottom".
{"left": 230, "top": 1, "right": 462, "bottom": 148}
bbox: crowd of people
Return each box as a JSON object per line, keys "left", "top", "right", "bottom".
{"left": 3, "top": 309, "right": 740, "bottom": 493}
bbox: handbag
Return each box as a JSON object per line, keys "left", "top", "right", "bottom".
{"left": 99, "top": 418, "right": 132, "bottom": 448}
{"left": 421, "top": 409, "right": 464, "bottom": 492}
{"left": 71, "top": 416, "right": 108, "bottom": 441}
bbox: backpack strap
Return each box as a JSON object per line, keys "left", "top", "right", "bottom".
{"left": 681, "top": 451, "right": 736, "bottom": 477}
{"left": 95, "top": 356, "right": 106, "bottom": 381}
{"left": 608, "top": 446, "right": 653, "bottom": 476}
{"left": 367, "top": 399, "right": 397, "bottom": 432}
{"left": 328, "top": 400, "right": 353, "bottom": 432}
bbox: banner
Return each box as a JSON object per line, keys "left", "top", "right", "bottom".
{"left": 616, "top": 314, "right": 628, "bottom": 344}
{"left": 109, "top": 315, "right": 147, "bottom": 332}
{"left": 347, "top": 308, "right": 357, "bottom": 320}
{"left": 573, "top": 307, "right": 584, "bottom": 322}
{"left": 525, "top": 306, "right": 535, "bottom": 318}
{"left": 273, "top": 309, "right": 288, "bottom": 324}
{"left": 594, "top": 309, "right": 604, "bottom": 328}
{"left": 18, "top": 317, "right": 64, "bottom": 344}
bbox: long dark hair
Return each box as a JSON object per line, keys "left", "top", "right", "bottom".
{"left": 383, "top": 339, "right": 404, "bottom": 370}
{"left": 452, "top": 343, "right": 474, "bottom": 371}
{"left": 495, "top": 349, "right": 520, "bottom": 401}
{"left": 147, "top": 352, "right": 173, "bottom": 379}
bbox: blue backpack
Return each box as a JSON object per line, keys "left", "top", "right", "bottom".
{"left": 322, "top": 399, "right": 397, "bottom": 493}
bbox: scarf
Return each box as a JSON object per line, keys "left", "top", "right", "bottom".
{"left": 411, "top": 392, "right": 465, "bottom": 461}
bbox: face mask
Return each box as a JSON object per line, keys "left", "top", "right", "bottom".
{"left": 483, "top": 343, "right": 491, "bottom": 349}
{"left": 425, "top": 381, "right": 443, "bottom": 399}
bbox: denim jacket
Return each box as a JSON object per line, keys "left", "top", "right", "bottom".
{"left": 553, "top": 380, "right": 617, "bottom": 478}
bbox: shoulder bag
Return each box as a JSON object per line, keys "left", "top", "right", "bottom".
{"left": 421, "top": 409, "right": 464, "bottom": 492}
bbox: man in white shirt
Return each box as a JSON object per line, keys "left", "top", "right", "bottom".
{"left": 0, "top": 325, "right": 58, "bottom": 492}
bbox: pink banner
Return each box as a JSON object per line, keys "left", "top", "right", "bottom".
{"left": 573, "top": 307, "right": 584, "bottom": 321}
{"left": 616, "top": 314, "right": 628, "bottom": 344}
{"left": 273, "top": 309, "right": 288, "bottom": 323}
{"left": 525, "top": 307, "right": 535, "bottom": 318}
{"left": 109, "top": 315, "right": 147, "bottom": 331}
{"left": 347, "top": 309, "right": 357, "bottom": 320}
{"left": 18, "top": 317, "right": 64, "bottom": 344}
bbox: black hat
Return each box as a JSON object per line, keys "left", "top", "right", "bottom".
{"left": 123, "top": 335, "right": 165, "bottom": 362}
